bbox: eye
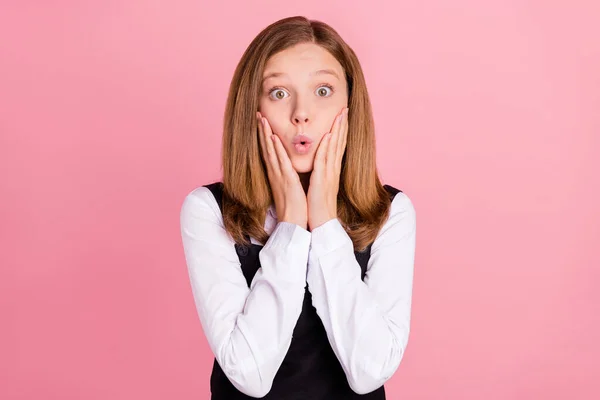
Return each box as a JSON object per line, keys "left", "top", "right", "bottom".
{"left": 267, "top": 84, "right": 335, "bottom": 100}
{"left": 268, "top": 87, "right": 289, "bottom": 100}
{"left": 316, "top": 84, "right": 334, "bottom": 97}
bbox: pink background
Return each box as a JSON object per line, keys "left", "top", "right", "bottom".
{"left": 1, "top": 1, "right": 598, "bottom": 399}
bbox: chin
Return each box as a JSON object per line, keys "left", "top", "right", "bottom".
{"left": 292, "top": 159, "right": 314, "bottom": 173}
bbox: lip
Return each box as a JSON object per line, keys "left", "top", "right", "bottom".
{"left": 293, "top": 142, "right": 312, "bottom": 154}
{"left": 292, "top": 134, "right": 314, "bottom": 145}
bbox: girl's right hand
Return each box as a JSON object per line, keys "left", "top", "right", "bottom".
{"left": 257, "top": 111, "right": 308, "bottom": 230}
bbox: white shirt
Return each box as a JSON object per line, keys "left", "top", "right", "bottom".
{"left": 180, "top": 186, "right": 416, "bottom": 397}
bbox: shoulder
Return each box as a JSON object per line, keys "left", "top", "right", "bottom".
{"left": 371, "top": 186, "right": 416, "bottom": 252}
{"left": 382, "top": 184, "right": 415, "bottom": 219}
{"left": 180, "top": 184, "right": 223, "bottom": 225}
{"left": 389, "top": 190, "right": 415, "bottom": 221}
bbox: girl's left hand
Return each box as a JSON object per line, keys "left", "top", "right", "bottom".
{"left": 307, "top": 106, "right": 349, "bottom": 231}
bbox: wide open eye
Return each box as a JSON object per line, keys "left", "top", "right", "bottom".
{"left": 316, "top": 84, "right": 334, "bottom": 97}
{"left": 268, "top": 87, "right": 289, "bottom": 100}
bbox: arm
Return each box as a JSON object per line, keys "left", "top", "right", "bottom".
{"left": 306, "top": 192, "right": 416, "bottom": 395}
{"left": 180, "top": 187, "right": 311, "bottom": 398}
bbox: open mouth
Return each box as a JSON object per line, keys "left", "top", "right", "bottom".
{"left": 292, "top": 134, "right": 313, "bottom": 154}
{"left": 294, "top": 142, "right": 312, "bottom": 153}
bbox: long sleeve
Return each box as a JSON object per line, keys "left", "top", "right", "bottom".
{"left": 306, "top": 192, "right": 416, "bottom": 395}
{"left": 180, "top": 187, "right": 311, "bottom": 398}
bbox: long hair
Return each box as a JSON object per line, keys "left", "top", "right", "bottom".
{"left": 220, "top": 15, "right": 393, "bottom": 252}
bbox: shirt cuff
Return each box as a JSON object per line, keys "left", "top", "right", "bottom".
{"left": 309, "top": 218, "right": 353, "bottom": 262}
{"left": 263, "top": 221, "right": 311, "bottom": 251}
{"left": 260, "top": 221, "right": 312, "bottom": 282}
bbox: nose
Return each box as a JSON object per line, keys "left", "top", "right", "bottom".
{"left": 294, "top": 115, "right": 309, "bottom": 124}
{"left": 292, "top": 93, "right": 314, "bottom": 127}
{"left": 292, "top": 106, "right": 310, "bottom": 126}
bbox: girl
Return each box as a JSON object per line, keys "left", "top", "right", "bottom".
{"left": 180, "top": 15, "right": 416, "bottom": 399}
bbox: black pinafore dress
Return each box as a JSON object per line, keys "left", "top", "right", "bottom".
{"left": 204, "top": 182, "right": 401, "bottom": 399}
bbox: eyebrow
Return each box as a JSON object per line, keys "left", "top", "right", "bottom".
{"left": 262, "top": 68, "right": 340, "bottom": 83}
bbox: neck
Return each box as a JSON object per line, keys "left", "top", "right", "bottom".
{"left": 298, "top": 172, "right": 311, "bottom": 195}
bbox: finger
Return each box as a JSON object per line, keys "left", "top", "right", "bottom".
{"left": 314, "top": 131, "right": 332, "bottom": 173}
{"left": 256, "top": 112, "right": 272, "bottom": 174}
{"left": 270, "top": 133, "right": 296, "bottom": 177}
{"left": 260, "top": 115, "right": 282, "bottom": 176}
{"left": 328, "top": 110, "right": 343, "bottom": 174}
{"left": 336, "top": 108, "right": 348, "bottom": 167}
{"left": 262, "top": 116, "right": 292, "bottom": 176}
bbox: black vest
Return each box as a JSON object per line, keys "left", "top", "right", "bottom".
{"left": 204, "top": 182, "right": 402, "bottom": 399}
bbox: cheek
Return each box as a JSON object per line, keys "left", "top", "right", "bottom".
{"left": 257, "top": 100, "right": 275, "bottom": 124}
{"left": 263, "top": 116, "right": 285, "bottom": 137}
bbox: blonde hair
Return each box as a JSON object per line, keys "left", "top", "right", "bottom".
{"left": 220, "top": 15, "right": 393, "bottom": 252}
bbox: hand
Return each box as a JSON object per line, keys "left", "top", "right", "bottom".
{"left": 257, "top": 111, "right": 308, "bottom": 229}
{"left": 307, "top": 107, "right": 349, "bottom": 231}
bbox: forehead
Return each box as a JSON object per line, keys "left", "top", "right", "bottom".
{"left": 263, "top": 42, "right": 344, "bottom": 81}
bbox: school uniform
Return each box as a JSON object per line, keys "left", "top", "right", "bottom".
{"left": 180, "top": 181, "right": 416, "bottom": 399}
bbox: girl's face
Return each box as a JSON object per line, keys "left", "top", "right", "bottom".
{"left": 258, "top": 42, "right": 349, "bottom": 173}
